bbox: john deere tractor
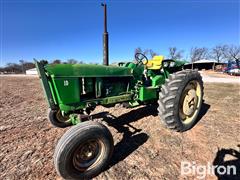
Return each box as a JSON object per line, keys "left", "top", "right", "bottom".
{"left": 35, "top": 53, "right": 203, "bottom": 179}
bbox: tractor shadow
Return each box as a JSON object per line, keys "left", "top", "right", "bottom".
{"left": 212, "top": 146, "right": 240, "bottom": 180}
{"left": 92, "top": 105, "right": 158, "bottom": 169}
{"left": 194, "top": 102, "right": 210, "bottom": 125}
{"left": 91, "top": 102, "right": 209, "bottom": 170}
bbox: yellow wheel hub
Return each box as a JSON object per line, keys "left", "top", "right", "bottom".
{"left": 179, "top": 80, "right": 202, "bottom": 124}
{"left": 56, "top": 110, "right": 70, "bottom": 123}
{"left": 182, "top": 89, "right": 198, "bottom": 116}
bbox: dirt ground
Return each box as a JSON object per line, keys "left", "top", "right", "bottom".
{"left": 0, "top": 76, "right": 239, "bottom": 180}
{"left": 200, "top": 71, "right": 240, "bottom": 83}
{"left": 202, "top": 70, "right": 240, "bottom": 79}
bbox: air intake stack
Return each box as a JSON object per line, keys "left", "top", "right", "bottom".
{"left": 101, "top": 3, "right": 109, "bottom": 66}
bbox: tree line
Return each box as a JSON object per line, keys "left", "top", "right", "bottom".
{"left": 1, "top": 44, "right": 239, "bottom": 74}
{"left": 135, "top": 44, "right": 240, "bottom": 66}
{"left": 0, "top": 59, "right": 85, "bottom": 74}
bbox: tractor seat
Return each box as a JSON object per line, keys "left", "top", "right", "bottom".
{"left": 145, "top": 55, "right": 164, "bottom": 70}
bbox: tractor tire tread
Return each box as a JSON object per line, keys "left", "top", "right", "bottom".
{"left": 158, "top": 69, "right": 204, "bottom": 132}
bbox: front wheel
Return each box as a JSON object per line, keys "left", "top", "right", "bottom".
{"left": 54, "top": 121, "right": 114, "bottom": 179}
{"left": 158, "top": 70, "right": 204, "bottom": 132}
{"left": 48, "top": 109, "right": 71, "bottom": 128}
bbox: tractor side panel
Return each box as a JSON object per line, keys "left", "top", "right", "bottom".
{"left": 80, "top": 77, "right": 131, "bottom": 100}
{"left": 101, "top": 77, "right": 131, "bottom": 97}
{"left": 52, "top": 77, "right": 80, "bottom": 104}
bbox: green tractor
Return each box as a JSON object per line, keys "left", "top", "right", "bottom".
{"left": 35, "top": 53, "right": 204, "bottom": 179}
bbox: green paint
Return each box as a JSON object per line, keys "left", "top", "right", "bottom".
{"left": 129, "top": 100, "right": 140, "bottom": 107}
{"left": 69, "top": 114, "right": 81, "bottom": 125}
{"left": 139, "top": 87, "right": 158, "bottom": 101}
{"left": 152, "top": 75, "right": 165, "bottom": 87}
{"left": 45, "top": 64, "right": 133, "bottom": 77}
{"left": 52, "top": 77, "right": 80, "bottom": 104}
{"left": 35, "top": 61, "right": 56, "bottom": 109}
{"left": 35, "top": 59, "right": 186, "bottom": 118}
{"left": 101, "top": 94, "right": 132, "bottom": 104}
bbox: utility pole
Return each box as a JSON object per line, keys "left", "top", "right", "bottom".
{"left": 101, "top": 3, "right": 109, "bottom": 66}
{"left": 19, "top": 59, "right": 24, "bottom": 74}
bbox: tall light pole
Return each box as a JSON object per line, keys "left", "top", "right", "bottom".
{"left": 101, "top": 3, "right": 109, "bottom": 66}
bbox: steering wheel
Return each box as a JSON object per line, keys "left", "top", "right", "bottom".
{"left": 135, "top": 53, "right": 148, "bottom": 65}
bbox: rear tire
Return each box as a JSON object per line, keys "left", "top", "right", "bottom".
{"left": 158, "top": 70, "right": 204, "bottom": 132}
{"left": 54, "top": 121, "right": 114, "bottom": 179}
{"left": 48, "top": 109, "right": 71, "bottom": 128}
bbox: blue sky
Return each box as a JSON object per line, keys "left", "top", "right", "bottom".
{"left": 0, "top": 0, "right": 239, "bottom": 66}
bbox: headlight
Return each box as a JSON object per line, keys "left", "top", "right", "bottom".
{"left": 163, "top": 61, "right": 169, "bottom": 67}
{"left": 169, "top": 61, "right": 175, "bottom": 67}
{"left": 163, "top": 61, "right": 175, "bottom": 67}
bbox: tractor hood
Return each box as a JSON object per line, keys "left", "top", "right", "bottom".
{"left": 45, "top": 64, "right": 133, "bottom": 77}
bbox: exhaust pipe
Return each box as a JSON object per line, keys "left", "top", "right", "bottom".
{"left": 101, "top": 3, "right": 109, "bottom": 66}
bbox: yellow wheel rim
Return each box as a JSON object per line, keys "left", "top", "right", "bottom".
{"left": 179, "top": 80, "right": 202, "bottom": 124}
{"left": 56, "top": 110, "right": 70, "bottom": 123}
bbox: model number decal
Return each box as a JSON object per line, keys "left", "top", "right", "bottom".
{"left": 64, "top": 80, "right": 69, "bottom": 86}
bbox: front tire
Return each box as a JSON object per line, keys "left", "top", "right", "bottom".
{"left": 158, "top": 70, "right": 204, "bottom": 132}
{"left": 54, "top": 121, "right": 114, "bottom": 179}
{"left": 48, "top": 109, "right": 71, "bottom": 128}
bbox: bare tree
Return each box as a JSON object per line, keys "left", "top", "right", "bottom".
{"left": 135, "top": 47, "right": 157, "bottom": 58}
{"left": 190, "top": 47, "right": 209, "bottom": 62}
{"left": 23, "top": 62, "right": 35, "bottom": 70}
{"left": 135, "top": 47, "right": 148, "bottom": 55}
{"left": 19, "top": 60, "right": 25, "bottom": 73}
{"left": 149, "top": 49, "right": 157, "bottom": 58}
{"left": 52, "top": 59, "right": 61, "bottom": 64}
{"left": 67, "top": 59, "right": 78, "bottom": 64}
{"left": 40, "top": 60, "right": 48, "bottom": 65}
{"left": 210, "top": 45, "right": 227, "bottom": 63}
{"left": 135, "top": 47, "right": 144, "bottom": 55}
{"left": 1, "top": 60, "right": 35, "bottom": 74}
{"left": 224, "top": 45, "right": 240, "bottom": 68}
{"left": 168, "top": 47, "right": 184, "bottom": 60}
{"left": 5, "top": 63, "right": 22, "bottom": 73}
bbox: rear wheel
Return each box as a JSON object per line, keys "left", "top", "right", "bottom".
{"left": 158, "top": 70, "right": 204, "bottom": 132}
{"left": 48, "top": 109, "right": 71, "bottom": 128}
{"left": 54, "top": 121, "right": 114, "bottom": 179}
